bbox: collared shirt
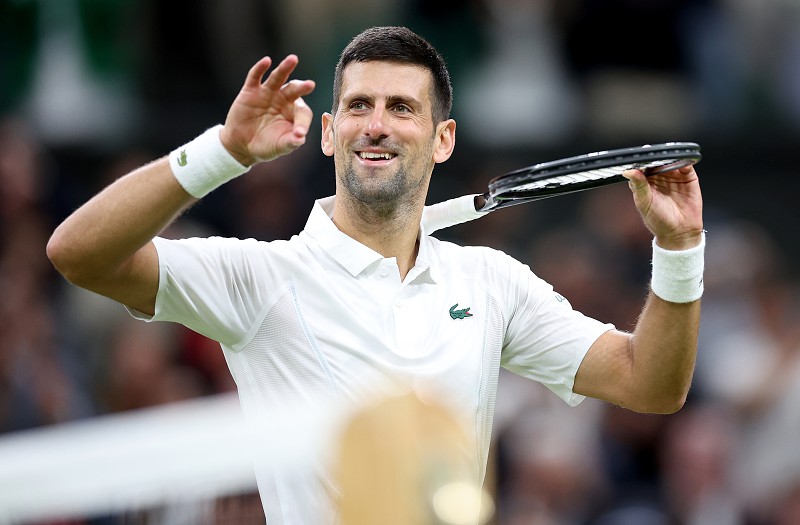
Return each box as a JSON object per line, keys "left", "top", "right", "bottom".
{"left": 130, "top": 195, "right": 612, "bottom": 524}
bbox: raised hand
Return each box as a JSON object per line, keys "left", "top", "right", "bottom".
{"left": 219, "top": 55, "right": 316, "bottom": 166}
{"left": 623, "top": 165, "right": 703, "bottom": 250}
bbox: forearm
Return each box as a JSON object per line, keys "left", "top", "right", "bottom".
{"left": 623, "top": 228, "right": 706, "bottom": 411}
{"left": 627, "top": 292, "right": 701, "bottom": 412}
{"left": 47, "top": 157, "right": 195, "bottom": 285}
{"left": 575, "top": 233, "right": 704, "bottom": 413}
{"left": 47, "top": 55, "right": 313, "bottom": 313}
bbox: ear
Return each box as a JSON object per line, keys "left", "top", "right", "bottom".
{"left": 321, "top": 112, "right": 335, "bottom": 157}
{"left": 433, "top": 119, "right": 456, "bottom": 164}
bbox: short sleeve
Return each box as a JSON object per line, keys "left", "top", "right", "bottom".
{"left": 126, "top": 236, "right": 271, "bottom": 347}
{"left": 499, "top": 257, "right": 614, "bottom": 406}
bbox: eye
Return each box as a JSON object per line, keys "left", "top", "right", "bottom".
{"left": 392, "top": 104, "right": 411, "bottom": 113}
{"left": 349, "top": 100, "right": 367, "bottom": 111}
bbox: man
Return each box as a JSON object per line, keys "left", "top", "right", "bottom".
{"left": 47, "top": 27, "right": 704, "bottom": 523}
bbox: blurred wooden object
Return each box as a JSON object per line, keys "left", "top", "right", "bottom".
{"left": 335, "top": 391, "right": 494, "bottom": 525}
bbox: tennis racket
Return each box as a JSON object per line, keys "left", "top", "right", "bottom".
{"left": 478, "top": 142, "right": 701, "bottom": 212}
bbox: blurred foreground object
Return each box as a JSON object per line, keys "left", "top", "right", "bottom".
{"left": 336, "top": 391, "right": 495, "bottom": 525}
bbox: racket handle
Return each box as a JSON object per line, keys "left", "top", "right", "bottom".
{"left": 422, "top": 194, "right": 487, "bottom": 234}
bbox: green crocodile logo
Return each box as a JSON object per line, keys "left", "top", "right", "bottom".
{"left": 449, "top": 303, "right": 473, "bottom": 320}
{"left": 177, "top": 149, "right": 188, "bottom": 167}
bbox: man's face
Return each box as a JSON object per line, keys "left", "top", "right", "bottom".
{"left": 322, "top": 61, "right": 454, "bottom": 209}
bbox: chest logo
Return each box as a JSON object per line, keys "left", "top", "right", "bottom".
{"left": 449, "top": 303, "right": 473, "bottom": 320}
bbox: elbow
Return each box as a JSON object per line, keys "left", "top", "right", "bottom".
{"left": 658, "top": 378, "right": 694, "bottom": 414}
{"left": 46, "top": 228, "right": 89, "bottom": 286}
{"left": 654, "top": 393, "right": 688, "bottom": 415}
{"left": 630, "top": 389, "right": 689, "bottom": 415}
{"left": 46, "top": 229, "right": 69, "bottom": 276}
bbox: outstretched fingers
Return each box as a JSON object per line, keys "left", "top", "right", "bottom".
{"left": 244, "top": 57, "right": 274, "bottom": 89}
{"left": 263, "top": 54, "right": 301, "bottom": 90}
{"left": 244, "top": 55, "right": 304, "bottom": 93}
{"left": 228, "top": 54, "right": 319, "bottom": 161}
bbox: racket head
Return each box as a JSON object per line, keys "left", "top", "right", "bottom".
{"left": 482, "top": 142, "right": 701, "bottom": 211}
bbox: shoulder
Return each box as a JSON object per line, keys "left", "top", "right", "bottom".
{"left": 154, "top": 235, "right": 273, "bottom": 255}
{"left": 428, "top": 236, "right": 530, "bottom": 281}
{"left": 430, "top": 236, "right": 520, "bottom": 263}
{"left": 155, "top": 234, "right": 302, "bottom": 250}
{"left": 153, "top": 235, "right": 305, "bottom": 269}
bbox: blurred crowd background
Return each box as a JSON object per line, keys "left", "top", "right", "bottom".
{"left": 1, "top": 0, "right": 799, "bottom": 524}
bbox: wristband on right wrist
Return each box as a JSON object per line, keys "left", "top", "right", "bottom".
{"left": 650, "top": 232, "right": 706, "bottom": 303}
{"left": 168, "top": 125, "right": 251, "bottom": 198}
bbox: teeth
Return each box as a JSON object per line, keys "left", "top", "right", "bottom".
{"left": 359, "top": 152, "right": 394, "bottom": 160}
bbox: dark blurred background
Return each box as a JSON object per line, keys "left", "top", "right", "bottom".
{"left": 1, "top": 0, "right": 799, "bottom": 524}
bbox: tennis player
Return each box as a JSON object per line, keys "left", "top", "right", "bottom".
{"left": 47, "top": 26, "right": 704, "bottom": 523}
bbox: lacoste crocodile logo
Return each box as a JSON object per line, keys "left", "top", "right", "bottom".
{"left": 449, "top": 303, "right": 473, "bottom": 320}
{"left": 177, "top": 149, "right": 188, "bottom": 167}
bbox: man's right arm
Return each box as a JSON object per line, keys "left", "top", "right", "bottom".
{"left": 46, "top": 158, "right": 195, "bottom": 316}
{"left": 47, "top": 55, "right": 315, "bottom": 316}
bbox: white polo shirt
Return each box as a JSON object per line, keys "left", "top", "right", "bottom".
{"left": 131, "top": 195, "right": 612, "bottom": 524}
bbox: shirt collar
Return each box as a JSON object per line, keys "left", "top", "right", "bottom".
{"left": 303, "top": 196, "right": 439, "bottom": 283}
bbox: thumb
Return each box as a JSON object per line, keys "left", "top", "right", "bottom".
{"left": 623, "top": 169, "right": 650, "bottom": 197}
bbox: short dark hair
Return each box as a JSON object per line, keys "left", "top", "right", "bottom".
{"left": 331, "top": 26, "right": 453, "bottom": 123}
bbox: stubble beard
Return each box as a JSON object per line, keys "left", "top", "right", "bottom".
{"left": 337, "top": 148, "right": 431, "bottom": 222}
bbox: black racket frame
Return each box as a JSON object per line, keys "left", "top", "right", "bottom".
{"left": 479, "top": 142, "right": 701, "bottom": 211}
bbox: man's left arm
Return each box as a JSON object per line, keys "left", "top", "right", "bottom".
{"left": 573, "top": 165, "right": 704, "bottom": 414}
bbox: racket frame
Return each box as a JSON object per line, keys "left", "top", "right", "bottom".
{"left": 479, "top": 142, "right": 701, "bottom": 212}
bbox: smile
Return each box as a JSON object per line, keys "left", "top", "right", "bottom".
{"left": 357, "top": 151, "right": 397, "bottom": 161}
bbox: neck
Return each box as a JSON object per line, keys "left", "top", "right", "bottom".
{"left": 332, "top": 193, "right": 423, "bottom": 280}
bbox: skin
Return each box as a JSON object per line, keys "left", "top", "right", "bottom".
{"left": 46, "top": 55, "right": 314, "bottom": 316}
{"left": 321, "top": 61, "right": 455, "bottom": 277}
{"left": 574, "top": 165, "right": 703, "bottom": 413}
{"left": 47, "top": 54, "right": 702, "bottom": 414}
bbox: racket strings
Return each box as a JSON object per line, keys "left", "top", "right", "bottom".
{"left": 481, "top": 143, "right": 701, "bottom": 210}
{"left": 501, "top": 159, "right": 679, "bottom": 194}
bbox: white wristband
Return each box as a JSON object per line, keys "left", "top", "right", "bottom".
{"left": 168, "top": 125, "right": 250, "bottom": 198}
{"left": 650, "top": 232, "right": 705, "bottom": 303}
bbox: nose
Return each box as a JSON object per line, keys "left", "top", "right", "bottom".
{"left": 365, "top": 105, "right": 389, "bottom": 139}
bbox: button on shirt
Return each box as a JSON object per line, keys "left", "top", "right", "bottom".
{"left": 129, "top": 195, "right": 613, "bottom": 524}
